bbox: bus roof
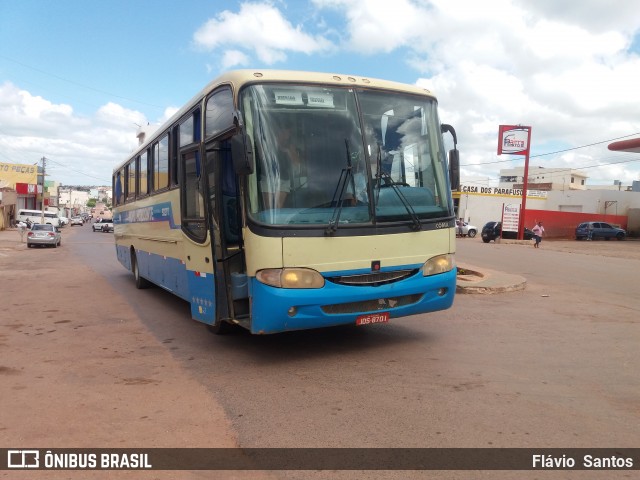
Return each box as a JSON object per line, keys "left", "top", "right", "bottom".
{"left": 115, "top": 69, "right": 437, "bottom": 173}
{"left": 186, "top": 70, "right": 436, "bottom": 120}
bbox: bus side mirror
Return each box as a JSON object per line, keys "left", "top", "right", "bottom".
{"left": 231, "top": 133, "right": 253, "bottom": 174}
{"left": 441, "top": 124, "right": 460, "bottom": 191}
{"left": 231, "top": 111, "right": 254, "bottom": 174}
{"left": 448, "top": 148, "right": 460, "bottom": 191}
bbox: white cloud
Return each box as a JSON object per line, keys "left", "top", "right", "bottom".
{"left": 516, "top": 0, "right": 640, "bottom": 33}
{"left": 0, "top": 82, "right": 78, "bottom": 135}
{"left": 221, "top": 50, "right": 251, "bottom": 69}
{"left": 316, "top": 0, "right": 428, "bottom": 54}
{"left": 2, "top": 0, "right": 640, "bottom": 186}
{"left": 95, "top": 102, "right": 147, "bottom": 129}
{"left": 383, "top": 0, "right": 640, "bottom": 183}
{"left": 0, "top": 81, "right": 146, "bottom": 184}
{"left": 193, "top": 2, "right": 334, "bottom": 65}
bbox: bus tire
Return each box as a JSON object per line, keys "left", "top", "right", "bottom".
{"left": 132, "top": 251, "right": 152, "bottom": 289}
{"left": 207, "top": 319, "right": 233, "bottom": 335}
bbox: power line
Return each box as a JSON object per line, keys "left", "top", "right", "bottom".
{"left": 461, "top": 156, "right": 640, "bottom": 187}
{"left": 46, "top": 157, "right": 111, "bottom": 184}
{"left": 461, "top": 132, "right": 640, "bottom": 167}
{"left": 530, "top": 133, "right": 640, "bottom": 158}
{"left": 0, "top": 54, "right": 165, "bottom": 111}
{"left": 0, "top": 128, "right": 112, "bottom": 184}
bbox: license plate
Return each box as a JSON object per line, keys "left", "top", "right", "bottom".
{"left": 355, "top": 312, "right": 390, "bottom": 326}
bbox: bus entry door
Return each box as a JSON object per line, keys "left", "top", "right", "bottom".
{"left": 180, "top": 148, "right": 217, "bottom": 324}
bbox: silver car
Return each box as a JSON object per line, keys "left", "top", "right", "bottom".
{"left": 456, "top": 221, "right": 478, "bottom": 238}
{"left": 27, "top": 223, "right": 62, "bottom": 248}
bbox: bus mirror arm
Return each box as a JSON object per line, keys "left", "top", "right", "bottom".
{"left": 441, "top": 123, "right": 457, "bottom": 146}
{"left": 441, "top": 124, "right": 460, "bottom": 191}
{"left": 231, "top": 126, "right": 254, "bottom": 175}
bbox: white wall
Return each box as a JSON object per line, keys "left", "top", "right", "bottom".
{"left": 457, "top": 188, "right": 640, "bottom": 229}
{"left": 545, "top": 189, "right": 640, "bottom": 216}
{"left": 457, "top": 191, "right": 546, "bottom": 228}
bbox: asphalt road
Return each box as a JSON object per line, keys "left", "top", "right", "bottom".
{"left": 3, "top": 226, "right": 639, "bottom": 479}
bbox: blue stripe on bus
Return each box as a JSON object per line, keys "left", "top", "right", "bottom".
{"left": 117, "top": 241, "right": 454, "bottom": 333}
{"left": 115, "top": 202, "right": 180, "bottom": 229}
{"left": 188, "top": 270, "right": 216, "bottom": 324}
{"left": 116, "top": 245, "right": 215, "bottom": 323}
{"left": 248, "top": 268, "right": 456, "bottom": 334}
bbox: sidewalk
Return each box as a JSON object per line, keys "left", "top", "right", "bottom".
{"left": 0, "top": 225, "right": 257, "bottom": 479}
{"left": 0, "top": 227, "right": 28, "bottom": 251}
{"left": 456, "top": 263, "right": 527, "bottom": 294}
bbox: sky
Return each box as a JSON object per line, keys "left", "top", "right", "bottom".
{"left": 1, "top": 0, "right": 640, "bottom": 187}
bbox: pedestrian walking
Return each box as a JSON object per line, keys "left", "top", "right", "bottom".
{"left": 532, "top": 221, "right": 544, "bottom": 248}
{"left": 587, "top": 222, "right": 594, "bottom": 241}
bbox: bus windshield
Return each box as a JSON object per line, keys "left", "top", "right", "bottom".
{"left": 241, "top": 84, "right": 452, "bottom": 228}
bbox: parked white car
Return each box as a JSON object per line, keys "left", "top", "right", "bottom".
{"left": 456, "top": 221, "right": 478, "bottom": 238}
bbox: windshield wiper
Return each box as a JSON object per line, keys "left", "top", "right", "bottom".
{"left": 325, "top": 139, "right": 356, "bottom": 236}
{"left": 374, "top": 145, "right": 422, "bottom": 231}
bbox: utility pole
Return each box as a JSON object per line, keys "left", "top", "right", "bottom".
{"left": 40, "top": 156, "right": 46, "bottom": 224}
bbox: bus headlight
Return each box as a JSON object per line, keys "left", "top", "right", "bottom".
{"left": 256, "top": 268, "right": 325, "bottom": 289}
{"left": 422, "top": 254, "right": 455, "bottom": 277}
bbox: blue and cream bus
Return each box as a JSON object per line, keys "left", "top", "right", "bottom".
{"left": 112, "top": 70, "right": 460, "bottom": 334}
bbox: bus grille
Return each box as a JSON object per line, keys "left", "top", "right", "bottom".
{"left": 321, "top": 294, "right": 423, "bottom": 315}
{"left": 327, "top": 269, "right": 418, "bottom": 287}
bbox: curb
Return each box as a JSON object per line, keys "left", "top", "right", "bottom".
{"left": 456, "top": 263, "right": 527, "bottom": 294}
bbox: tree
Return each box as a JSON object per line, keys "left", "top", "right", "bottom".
{"left": 87, "top": 198, "right": 97, "bottom": 208}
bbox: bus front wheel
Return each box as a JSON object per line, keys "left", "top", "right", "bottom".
{"left": 207, "top": 319, "right": 233, "bottom": 335}
{"left": 132, "top": 251, "right": 151, "bottom": 289}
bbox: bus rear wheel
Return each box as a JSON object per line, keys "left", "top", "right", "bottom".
{"left": 132, "top": 251, "right": 151, "bottom": 289}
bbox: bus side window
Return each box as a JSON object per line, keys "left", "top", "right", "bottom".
{"left": 205, "top": 140, "right": 239, "bottom": 245}
{"left": 180, "top": 150, "right": 206, "bottom": 242}
{"left": 221, "top": 141, "right": 239, "bottom": 244}
{"left": 153, "top": 135, "right": 169, "bottom": 192}
{"left": 115, "top": 171, "right": 124, "bottom": 205}
{"left": 138, "top": 150, "right": 149, "bottom": 197}
{"left": 206, "top": 88, "right": 239, "bottom": 244}
{"left": 205, "top": 88, "right": 234, "bottom": 139}
{"left": 126, "top": 159, "right": 136, "bottom": 201}
{"left": 170, "top": 126, "right": 179, "bottom": 187}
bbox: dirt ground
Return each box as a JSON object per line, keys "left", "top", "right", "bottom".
{"left": 496, "top": 236, "right": 640, "bottom": 260}
{"left": 0, "top": 226, "right": 637, "bottom": 478}
{"left": 0, "top": 227, "right": 274, "bottom": 479}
